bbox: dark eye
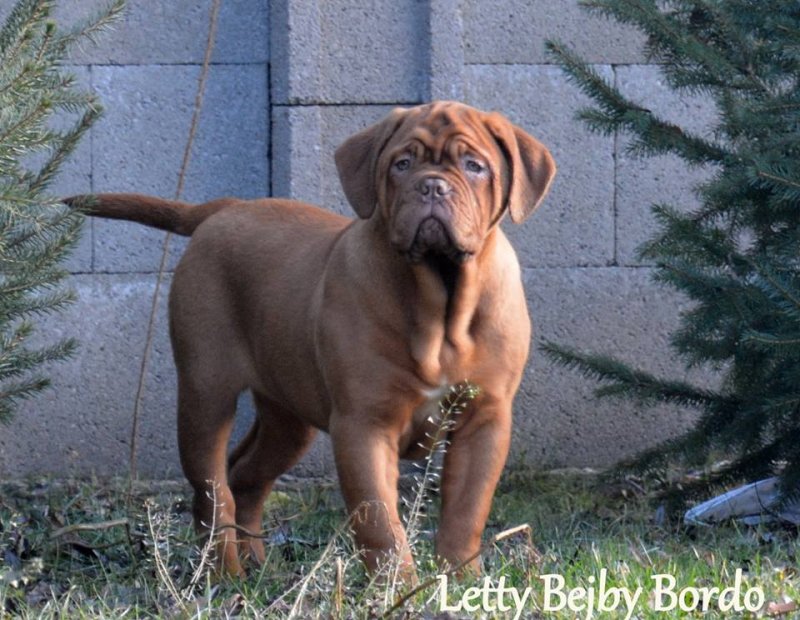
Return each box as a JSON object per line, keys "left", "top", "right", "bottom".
{"left": 465, "top": 159, "right": 485, "bottom": 174}
{"left": 394, "top": 157, "right": 411, "bottom": 172}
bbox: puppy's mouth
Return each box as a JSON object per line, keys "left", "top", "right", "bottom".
{"left": 402, "top": 217, "right": 473, "bottom": 299}
{"left": 405, "top": 217, "right": 472, "bottom": 265}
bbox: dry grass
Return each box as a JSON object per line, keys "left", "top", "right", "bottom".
{"left": 1, "top": 466, "right": 798, "bottom": 618}
{"left": 1, "top": 386, "right": 798, "bottom": 618}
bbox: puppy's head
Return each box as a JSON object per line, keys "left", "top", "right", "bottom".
{"left": 335, "top": 101, "right": 556, "bottom": 263}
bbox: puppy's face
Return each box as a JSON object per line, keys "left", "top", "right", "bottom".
{"left": 335, "top": 101, "right": 556, "bottom": 264}
{"left": 378, "top": 104, "right": 502, "bottom": 263}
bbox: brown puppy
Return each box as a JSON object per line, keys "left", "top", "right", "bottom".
{"left": 67, "top": 101, "right": 555, "bottom": 580}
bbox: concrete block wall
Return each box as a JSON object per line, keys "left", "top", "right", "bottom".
{"left": 0, "top": 0, "right": 270, "bottom": 478}
{"left": 0, "top": 0, "right": 716, "bottom": 477}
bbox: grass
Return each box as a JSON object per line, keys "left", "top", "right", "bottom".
{"left": 1, "top": 467, "right": 798, "bottom": 618}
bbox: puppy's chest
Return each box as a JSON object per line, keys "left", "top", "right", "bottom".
{"left": 401, "top": 381, "right": 453, "bottom": 459}
{"left": 401, "top": 372, "right": 477, "bottom": 459}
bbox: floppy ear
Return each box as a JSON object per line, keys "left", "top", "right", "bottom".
{"left": 485, "top": 113, "right": 557, "bottom": 223}
{"left": 334, "top": 108, "right": 408, "bottom": 219}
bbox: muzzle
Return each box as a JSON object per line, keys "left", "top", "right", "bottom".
{"left": 406, "top": 216, "right": 470, "bottom": 263}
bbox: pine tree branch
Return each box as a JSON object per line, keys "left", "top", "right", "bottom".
{"left": 0, "top": 0, "right": 49, "bottom": 64}
{"left": 0, "top": 0, "right": 121, "bottom": 423}
{"left": 30, "top": 107, "right": 100, "bottom": 194}
{"left": 0, "top": 99, "right": 51, "bottom": 151}
{"left": 581, "top": 0, "right": 774, "bottom": 95}
{"left": 56, "top": 0, "right": 125, "bottom": 51}
{"left": 756, "top": 170, "right": 800, "bottom": 191}
{"left": 0, "top": 376, "right": 50, "bottom": 423}
{"left": 545, "top": 0, "right": 800, "bottom": 503}
{"left": 546, "top": 39, "right": 731, "bottom": 165}
{"left": 746, "top": 257, "right": 800, "bottom": 315}
{"left": 540, "top": 341, "right": 719, "bottom": 408}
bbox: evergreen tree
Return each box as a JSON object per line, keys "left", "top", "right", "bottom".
{"left": 543, "top": 1, "right": 800, "bottom": 505}
{"left": 0, "top": 0, "right": 123, "bottom": 422}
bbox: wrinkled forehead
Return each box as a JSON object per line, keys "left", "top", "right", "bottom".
{"left": 385, "top": 103, "right": 499, "bottom": 163}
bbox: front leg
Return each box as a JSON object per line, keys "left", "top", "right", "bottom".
{"left": 329, "top": 412, "right": 416, "bottom": 583}
{"left": 436, "top": 398, "right": 512, "bottom": 573}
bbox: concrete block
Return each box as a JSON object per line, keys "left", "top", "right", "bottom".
{"left": 272, "top": 104, "right": 397, "bottom": 216}
{"left": 0, "top": 266, "right": 704, "bottom": 475}
{"left": 271, "top": 0, "right": 428, "bottom": 104}
{"left": 10, "top": 63, "right": 92, "bottom": 274}
{"left": 90, "top": 64, "right": 269, "bottom": 272}
{"left": 46, "top": 67, "right": 93, "bottom": 197}
{"left": 615, "top": 65, "right": 718, "bottom": 266}
{"left": 269, "top": 0, "right": 323, "bottom": 106}
{"left": 320, "top": 106, "right": 404, "bottom": 214}
{"left": 58, "top": 0, "right": 269, "bottom": 65}
{"left": 515, "top": 266, "right": 707, "bottom": 467}
{"left": 465, "top": 64, "right": 615, "bottom": 268}
{"left": 428, "top": 0, "right": 465, "bottom": 101}
{"left": 463, "top": 0, "right": 647, "bottom": 64}
{"left": 271, "top": 106, "right": 324, "bottom": 205}
{"left": 0, "top": 274, "right": 177, "bottom": 477}
{"left": 61, "top": 221, "right": 93, "bottom": 276}
{"left": 0, "top": 16, "right": 93, "bottom": 272}
{"left": 46, "top": 66, "right": 93, "bottom": 273}
{"left": 0, "top": 266, "right": 702, "bottom": 475}
{"left": 0, "top": 274, "right": 334, "bottom": 478}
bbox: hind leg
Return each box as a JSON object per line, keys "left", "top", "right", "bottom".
{"left": 228, "top": 393, "right": 317, "bottom": 565}
{"left": 177, "top": 375, "right": 243, "bottom": 576}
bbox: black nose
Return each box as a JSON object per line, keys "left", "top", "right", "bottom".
{"left": 418, "top": 177, "right": 451, "bottom": 197}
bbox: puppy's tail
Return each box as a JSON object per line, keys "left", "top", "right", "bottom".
{"left": 63, "top": 193, "right": 238, "bottom": 236}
